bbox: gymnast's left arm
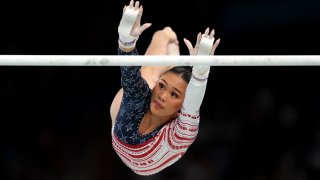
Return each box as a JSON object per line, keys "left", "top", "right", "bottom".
{"left": 182, "top": 27, "right": 220, "bottom": 113}
{"left": 171, "top": 28, "right": 220, "bottom": 146}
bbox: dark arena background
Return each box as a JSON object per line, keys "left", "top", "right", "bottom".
{"left": 1, "top": 0, "right": 320, "bottom": 179}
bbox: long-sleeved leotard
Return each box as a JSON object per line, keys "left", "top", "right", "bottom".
{"left": 112, "top": 48, "right": 208, "bottom": 175}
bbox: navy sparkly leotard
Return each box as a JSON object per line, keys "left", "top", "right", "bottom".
{"left": 114, "top": 48, "right": 162, "bottom": 145}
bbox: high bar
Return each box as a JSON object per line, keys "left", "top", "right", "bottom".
{"left": 0, "top": 55, "right": 320, "bottom": 66}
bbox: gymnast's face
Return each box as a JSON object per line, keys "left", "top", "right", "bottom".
{"left": 150, "top": 72, "right": 187, "bottom": 119}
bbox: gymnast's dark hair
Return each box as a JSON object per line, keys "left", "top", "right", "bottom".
{"left": 165, "top": 66, "right": 192, "bottom": 83}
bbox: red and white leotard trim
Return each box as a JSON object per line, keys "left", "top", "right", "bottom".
{"left": 112, "top": 73, "right": 207, "bottom": 175}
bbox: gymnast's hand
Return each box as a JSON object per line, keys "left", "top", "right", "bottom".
{"left": 118, "top": 0, "right": 152, "bottom": 49}
{"left": 183, "top": 27, "right": 220, "bottom": 56}
{"left": 184, "top": 28, "right": 221, "bottom": 77}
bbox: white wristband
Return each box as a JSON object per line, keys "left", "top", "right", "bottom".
{"left": 192, "top": 66, "right": 210, "bottom": 79}
{"left": 118, "top": 8, "right": 139, "bottom": 48}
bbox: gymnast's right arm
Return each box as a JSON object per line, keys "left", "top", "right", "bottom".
{"left": 111, "top": 0, "right": 151, "bottom": 123}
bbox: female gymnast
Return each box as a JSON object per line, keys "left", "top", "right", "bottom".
{"left": 110, "top": 0, "right": 220, "bottom": 175}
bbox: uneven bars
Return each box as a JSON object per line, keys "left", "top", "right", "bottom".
{"left": 0, "top": 55, "right": 320, "bottom": 66}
